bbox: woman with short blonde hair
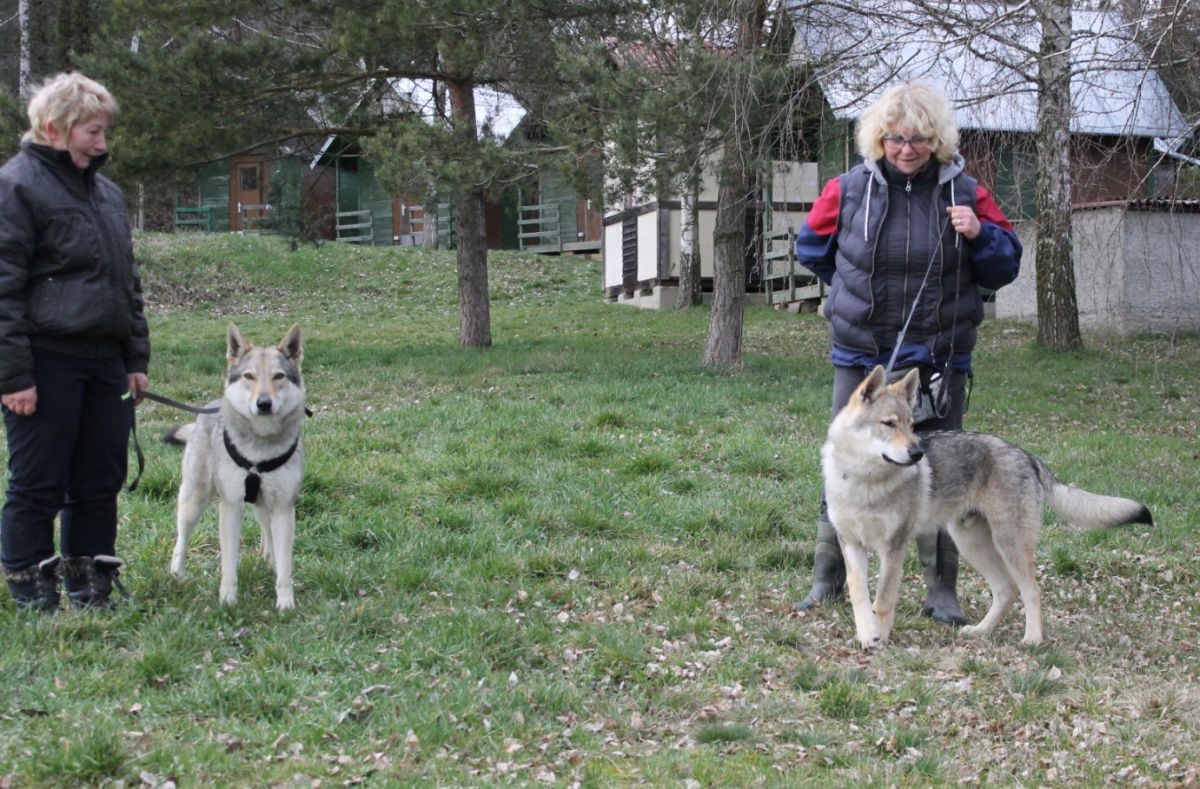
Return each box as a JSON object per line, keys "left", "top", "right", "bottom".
{"left": 0, "top": 73, "right": 148, "bottom": 612}
{"left": 22, "top": 72, "right": 120, "bottom": 145}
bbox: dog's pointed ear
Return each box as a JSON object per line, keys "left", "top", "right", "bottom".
{"left": 227, "top": 322, "right": 251, "bottom": 364}
{"left": 278, "top": 324, "right": 303, "bottom": 366}
{"left": 856, "top": 365, "right": 887, "bottom": 403}
{"left": 894, "top": 367, "right": 921, "bottom": 407}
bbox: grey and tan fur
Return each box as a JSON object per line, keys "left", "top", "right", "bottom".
{"left": 166, "top": 323, "right": 306, "bottom": 610}
{"left": 823, "top": 365, "right": 1152, "bottom": 649}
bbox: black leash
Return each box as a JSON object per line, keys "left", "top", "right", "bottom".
{"left": 137, "top": 390, "right": 219, "bottom": 414}
{"left": 124, "top": 390, "right": 216, "bottom": 492}
{"left": 884, "top": 184, "right": 968, "bottom": 423}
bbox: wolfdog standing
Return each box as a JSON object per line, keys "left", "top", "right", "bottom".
{"left": 166, "top": 323, "right": 306, "bottom": 610}
{"left": 822, "top": 365, "right": 1151, "bottom": 649}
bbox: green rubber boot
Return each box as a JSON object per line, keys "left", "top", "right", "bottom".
{"left": 792, "top": 513, "right": 846, "bottom": 611}
{"left": 918, "top": 530, "right": 967, "bottom": 626}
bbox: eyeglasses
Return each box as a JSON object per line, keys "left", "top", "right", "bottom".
{"left": 882, "top": 135, "right": 932, "bottom": 151}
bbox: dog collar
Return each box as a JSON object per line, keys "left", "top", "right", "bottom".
{"left": 222, "top": 430, "right": 299, "bottom": 504}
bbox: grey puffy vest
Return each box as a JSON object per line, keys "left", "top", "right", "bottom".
{"left": 825, "top": 157, "right": 984, "bottom": 358}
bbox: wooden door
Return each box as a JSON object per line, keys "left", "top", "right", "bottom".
{"left": 230, "top": 155, "right": 268, "bottom": 231}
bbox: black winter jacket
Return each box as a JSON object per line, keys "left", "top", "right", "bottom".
{"left": 0, "top": 142, "right": 150, "bottom": 394}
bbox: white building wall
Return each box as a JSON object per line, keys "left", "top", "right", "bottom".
{"left": 636, "top": 210, "right": 659, "bottom": 282}
{"left": 995, "top": 207, "right": 1200, "bottom": 335}
{"left": 602, "top": 222, "right": 625, "bottom": 290}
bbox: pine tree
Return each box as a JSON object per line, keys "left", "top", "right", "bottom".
{"left": 85, "top": 0, "right": 628, "bottom": 348}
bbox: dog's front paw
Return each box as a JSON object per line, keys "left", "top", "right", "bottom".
{"left": 856, "top": 624, "right": 884, "bottom": 651}
{"left": 960, "top": 624, "right": 989, "bottom": 639}
{"left": 219, "top": 586, "right": 238, "bottom": 606}
{"left": 858, "top": 634, "right": 884, "bottom": 651}
{"left": 275, "top": 592, "right": 294, "bottom": 611}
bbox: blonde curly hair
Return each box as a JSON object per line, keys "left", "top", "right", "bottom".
{"left": 23, "top": 72, "right": 119, "bottom": 145}
{"left": 856, "top": 81, "right": 959, "bottom": 164}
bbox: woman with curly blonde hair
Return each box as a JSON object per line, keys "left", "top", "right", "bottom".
{"left": 791, "top": 81, "right": 1022, "bottom": 625}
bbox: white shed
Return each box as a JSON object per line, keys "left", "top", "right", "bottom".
{"left": 602, "top": 158, "right": 826, "bottom": 307}
{"left": 996, "top": 202, "right": 1200, "bottom": 336}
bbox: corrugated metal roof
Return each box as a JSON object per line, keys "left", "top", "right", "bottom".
{"left": 789, "top": 1, "right": 1191, "bottom": 139}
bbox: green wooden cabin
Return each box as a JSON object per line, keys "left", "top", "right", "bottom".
{"left": 174, "top": 152, "right": 333, "bottom": 236}
{"left": 518, "top": 168, "right": 601, "bottom": 255}
{"left": 173, "top": 137, "right": 601, "bottom": 254}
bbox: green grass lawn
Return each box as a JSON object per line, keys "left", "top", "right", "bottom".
{"left": 1, "top": 232, "right": 1197, "bottom": 787}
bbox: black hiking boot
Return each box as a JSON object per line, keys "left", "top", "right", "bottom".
{"left": 4, "top": 556, "right": 62, "bottom": 612}
{"left": 63, "top": 555, "right": 129, "bottom": 610}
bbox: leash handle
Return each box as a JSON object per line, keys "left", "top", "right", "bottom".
{"left": 122, "top": 390, "right": 216, "bottom": 493}
{"left": 127, "top": 398, "right": 145, "bottom": 492}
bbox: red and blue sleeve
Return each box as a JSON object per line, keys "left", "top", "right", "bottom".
{"left": 794, "top": 176, "right": 841, "bottom": 286}
{"left": 968, "top": 185, "right": 1022, "bottom": 290}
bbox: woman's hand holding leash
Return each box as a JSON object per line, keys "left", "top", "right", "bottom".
{"left": 946, "top": 205, "right": 980, "bottom": 240}
{"left": 128, "top": 373, "right": 149, "bottom": 406}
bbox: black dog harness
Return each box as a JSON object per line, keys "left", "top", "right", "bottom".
{"left": 222, "top": 431, "right": 299, "bottom": 504}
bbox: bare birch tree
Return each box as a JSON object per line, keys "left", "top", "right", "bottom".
{"left": 677, "top": 175, "right": 703, "bottom": 309}
{"left": 17, "top": 0, "right": 29, "bottom": 101}
{"left": 1032, "top": 0, "right": 1081, "bottom": 350}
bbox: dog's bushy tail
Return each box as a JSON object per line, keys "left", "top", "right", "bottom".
{"left": 1046, "top": 479, "right": 1153, "bottom": 529}
{"left": 163, "top": 423, "right": 196, "bottom": 446}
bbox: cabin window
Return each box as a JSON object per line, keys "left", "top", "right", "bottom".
{"left": 240, "top": 166, "right": 259, "bottom": 191}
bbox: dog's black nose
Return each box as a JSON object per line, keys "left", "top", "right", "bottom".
{"left": 908, "top": 447, "right": 924, "bottom": 464}
{"left": 256, "top": 396, "right": 273, "bottom": 414}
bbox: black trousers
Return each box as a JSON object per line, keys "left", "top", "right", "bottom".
{"left": 1, "top": 350, "right": 131, "bottom": 571}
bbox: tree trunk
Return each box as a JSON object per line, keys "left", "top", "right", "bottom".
{"left": 1033, "top": 0, "right": 1081, "bottom": 351}
{"left": 447, "top": 78, "right": 492, "bottom": 348}
{"left": 18, "top": 0, "right": 31, "bottom": 101}
{"left": 702, "top": 0, "right": 765, "bottom": 367}
{"left": 676, "top": 174, "right": 702, "bottom": 309}
{"left": 703, "top": 142, "right": 750, "bottom": 367}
